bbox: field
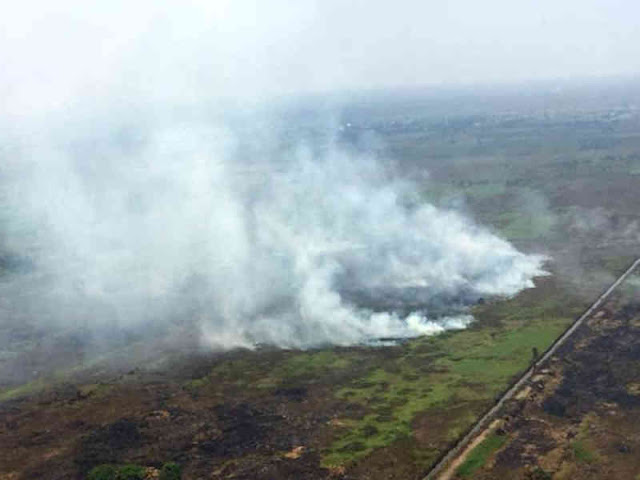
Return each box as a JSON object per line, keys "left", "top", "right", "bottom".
{"left": 1, "top": 80, "right": 640, "bottom": 479}
{"left": 455, "top": 281, "right": 640, "bottom": 479}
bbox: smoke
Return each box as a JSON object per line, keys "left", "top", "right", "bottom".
{"left": 0, "top": 109, "right": 547, "bottom": 352}
{"left": 0, "top": 1, "right": 548, "bottom": 361}
{"left": 565, "top": 206, "right": 640, "bottom": 248}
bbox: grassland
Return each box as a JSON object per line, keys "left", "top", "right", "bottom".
{"left": 456, "top": 433, "right": 507, "bottom": 477}
{"left": 164, "top": 270, "right": 590, "bottom": 474}
{"left": 2, "top": 84, "right": 640, "bottom": 479}
{"left": 321, "top": 276, "right": 582, "bottom": 469}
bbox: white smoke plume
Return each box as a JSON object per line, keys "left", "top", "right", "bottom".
{"left": 1, "top": 110, "right": 546, "bottom": 351}
{"left": 0, "top": 1, "right": 548, "bottom": 358}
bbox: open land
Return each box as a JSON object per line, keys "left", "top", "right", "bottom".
{"left": 441, "top": 274, "right": 640, "bottom": 480}
{"left": 1, "top": 80, "right": 640, "bottom": 479}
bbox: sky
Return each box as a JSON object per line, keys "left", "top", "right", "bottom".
{"left": 1, "top": 0, "right": 639, "bottom": 116}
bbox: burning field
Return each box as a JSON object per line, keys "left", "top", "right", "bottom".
{"left": 0, "top": 117, "right": 563, "bottom": 480}
{"left": 2, "top": 5, "right": 640, "bottom": 476}
{"left": 0, "top": 272, "right": 589, "bottom": 480}
{"left": 2, "top": 89, "right": 640, "bottom": 478}
{"left": 0, "top": 111, "right": 547, "bottom": 356}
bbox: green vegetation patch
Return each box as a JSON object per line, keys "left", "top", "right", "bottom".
{"left": 257, "top": 350, "right": 361, "bottom": 388}
{"left": 186, "top": 348, "right": 369, "bottom": 393}
{"left": 87, "top": 464, "right": 145, "bottom": 480}
{"left": 87, "top": 463, "right": 181, "bottom": 480}
{"left": 456, "top": 433, "right": 507, "bottom": 477}
{"left": 160, "top": 462, "right": 182, "bottom": 480}
{"left": 496, "top": 210, "right": 556, "bottom": 241}
{"left": 276, "top": 350, "right": 354, "bottom": 378}
{"left": 0, "top": 376, "right": 53, "bottom": 402}
{"left": 322, "top": 278, "right": 582, "bottom": 467}
{"left": 571, "top": 440, "right": 597, "bottom": 464}
{"left": 0, "top": 378, "right": 115, "bottom": 403}
{"left": 570, "top": 414, "right": 600, "bottom": 464}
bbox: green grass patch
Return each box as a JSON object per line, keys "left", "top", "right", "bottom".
{"left": 0, "top": 378, "right": 48, "bottom": 402}
{"left": 86, "top": 463, "right": 181, "bottom": 480}
{"left": 456, "top": 433, "right": 507, "bottom": 477}
{"left": 87, "top": 464, "right": 146, "bottom": 480}
{"left": 323, "top": 314, "right": 569, "bottom": 466}
{"left": 271, "top": 350, "right": 355, "bottom": 380}
{"left": 159, "top": 462, "right": 182, "bottom": 480}
{"left": 322, "top": 278, "right": 582, "bottom": 467}
{"left": 0, "top": 376, "right": 114, "bottom": 403}
{"left": 191, "top": 349, "right": 363, "bottom": 391}
{"left": 570, "top": 414, "right": 600, "bottom": 464}
{"left": 496, "top": 210, "right": 555, "bottom": 240}
{"left": 184, "top": 377, "right": 210, "bottom": 391}
{"left": 571, "top": 440, "right": 596, "bottom": 463}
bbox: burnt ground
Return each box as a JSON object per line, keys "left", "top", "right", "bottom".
{"left": 0, "top": 271, "right": 593, "bottom": 480}
{"left": 0, "top": 349, "right": 356, "bottom": 480}
{"left": 3, "top": 88, "right": 640, "bottom": 480}
{"left": 0, "top": 260, "right": 632, "bottom": 480}
{"left": 463, "top": 290, "right": 640, "bottom": 480}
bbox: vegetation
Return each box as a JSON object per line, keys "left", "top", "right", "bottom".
{"left": 86, "top": 463, "right": 181, "bottom": 480}
{"left": 570, "top": 414, "right": 600, "bottom": 464}
{"left": 456, "top": 434, "right": 507, "bottom": 477}
{"left": 322, "top": 278, "right": 582, "bottom": 467}
{"left": 159, "top": 462, "right": 182, "bottom": 480}
{"left": 87, "top": 465, "right": 118, "bottom": 480}
{"left": 530, "top": 467, "right": 553, "bottom": 480}
{"left": 174, "top": 274, "right": 583, "bottom": 472}
{"left": 3, "top": 86, "right": 640, "bottom": 480}
{"left": 87, "top": 464, "right": 145, "bottom": 480}
{"left": 571, "top": 440, "right": 596, "bottom": 463}
{"left": 0, "top": 378, "right": 47, "bottom": 402}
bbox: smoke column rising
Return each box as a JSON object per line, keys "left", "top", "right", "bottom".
{"left": 0, "top": 111, "right": 546, "bottom": 351}
{"left": 0, "top": 1, "right": 548, "bottom": 356}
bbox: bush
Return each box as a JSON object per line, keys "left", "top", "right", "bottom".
{"left": 86, "top": 464, "right": 145, "bottom": 480}
{"left": 116, "top": 464, "right": 146, "bottom": 480}
{"left": 530, "top": 467, "right": 552, "bottom": 480}
{"left": 160, "top": 462, "right": 182, "bottom": 480}
{"left": 87, "top": 465, "right": 117, "bottom": 480}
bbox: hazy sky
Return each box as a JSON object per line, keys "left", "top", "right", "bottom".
{"left": 1, "top": 0, "right": 639, "bottom": 115}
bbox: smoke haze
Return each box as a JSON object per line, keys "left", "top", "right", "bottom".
{"left": 0, "top": 109, "right": 546, "bottom": 351}
{"left": 0, "top": 1, "right": 552, "bottom": 358}
{"left": 2, "top": 0, "right": 639, "bottom": 117}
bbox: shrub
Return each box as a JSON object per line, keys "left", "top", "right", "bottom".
{"left": 530, "top": 467, "right": 552, "bottom": 480}
{"left": 160, "top": 462, "right": 182, "bottom": 480}
{"left": 86, "top": 464, "right": 146, "bottom": 480}
{"left": 456, "top": 434, "right": 507, "bottom": 478}
{"left": 87, "top": 465, "right": 118, "bottom": 480}
{"left": 115, "top": 464, "right": 145, "bottom": 480}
